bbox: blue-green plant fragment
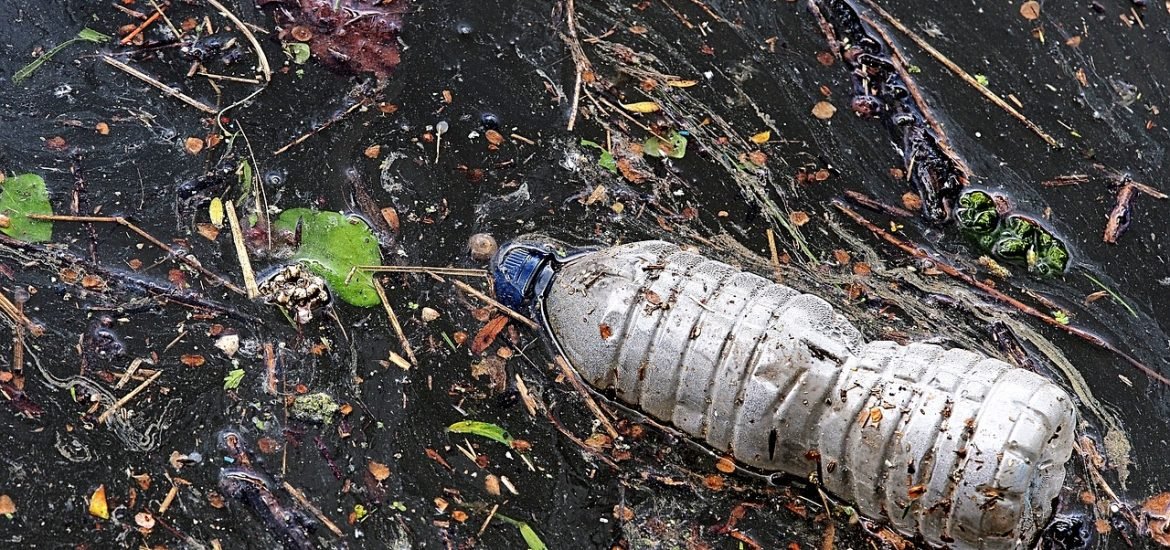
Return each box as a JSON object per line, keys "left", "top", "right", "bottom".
{"left": 272, "top": 208, "right": 382, "bottom": 307}
{"left": 580, "top": 139, "right": 617, "bottom": 173}
{"left": 954, "top": 190, "right": 1069, "bottom": 277}
{"left": 0, "top": 173, "right": 54, "bottom": 242}
{"left": 495, "top": 513, "right": 548, "bottom": 550}
{"left": 446, "top": 420, "right": 513, "bottom": 446}
{"left": 643, "top": 131, "right": 688, "bottom": 159}
{"left": 282, "top": 42, "right": 311, "bottom": 65}
{"left": 14, "top": 28, "right": 111, "bottom": 84}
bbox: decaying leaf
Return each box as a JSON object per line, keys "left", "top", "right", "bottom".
{"left": 0, "top": 495, "right": 14, "bottom": 516}
{"left": 89, "top": 485, "right": 109, "bottom": 520}
{"left": 811, "top": 101, "right": 837, "bottom": 120}
{"left": 262, "top": 0, "right": 410, "bottom": 78}
{"left": 272, "top": 209, "right": 383, "bottom": 307}
{"left": 368, "top": 460, "right": 390, "bottom": 481}
{"left": 620, "top": 101, "right": 660, "bottom": 113}
{"left": 471, "top": 315, "right": 510, "bottom": 354}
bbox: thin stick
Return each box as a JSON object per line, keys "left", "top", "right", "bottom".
{"left": 116, "top": 357, "right": 145, "bottom": 389}
{"left": 373, "top": 278, "right": 418, "bottom": 366}
{"left": 0, "top": 292, "right": 39, "bottom": 337}
{"left": 281, "top": 481, "right": 344, "bottom": 537}
{"left": 476, "top": 503, "right": 500, "bottom": 538}
{"left": 593, "top": 94, "right": 669, "bottom": 141}
{"left": 204, "top": 0, "right": 271, "bottom": 82}
{"left": 857, "top": 0, "right": 1061, "bottom": 148}
{"left": 198, "top": 71, "right": 262, "bottom": 84}
{"left": 120, "top": 9, "right": 162, "bottom": 45}
{"left": 97, "top": 370, "right": 163, "bottom": 424}
{"left": 447, "top": 276, "right": 538, "bottom": 330}
{"left": 101, "top": 56, "right": 218, "bottom": 114}
{"left": 273, "top": 99, "right": 367, "bottom": 155}
{"left": 555, "top": 355, "right": 619, "bottom": 440}
{"left": 832, "top": 200, "right": 1169, "bottom": 386}
{"left": 224, "top": 200, "right": 259, "bottom": 298}
{"left": 765, "top": 228, "right": 782, "bottom": 283}
{"left": 148, "top": 0, "right": 182, "bottom": 39}
{"left": 158, "top": 484, "right": 179, "bottom": 515}
{"left": 565, "top": 0, "right": 585, "bottom": 131}
{"left": 843, "top": 190, "right": 914, "bottom": 218}
{"left": 544, "top": 407, "right": 620, "bottom": 469}
{"left": 264, "top": 342, "right": 277, "bottom": 395}
{"left": 28, "top": 214, "right": 246, "bottom": 295}
{"left": 352, "top": 265, "right": 488, "bottom": 279}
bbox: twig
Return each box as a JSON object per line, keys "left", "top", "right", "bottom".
{"left": 843, "top": 190, "right": 914, "bottom": 218}
{"left": 543, "top": 407, "right": 619, "bottom": 469}
{"left": 116, "top": 357, "right": 146, "bottom": 389}
{"left": 1041, "top": 174, "right": 1090, "bottom": 188}
{"left": 765, "top": 228, "right": 782, "bottom": 283}
{"left": 476, "top": 503, "right": 500, "bottom": 538}
{"left": 1103, "top": 183, "right": 1139, "bottom": 244}
{"left": 857, "top": 0, "right": 1061, "bottom": 148}
{"left": 158, "top": 484, "right": 179, "bottom": 514}
{"left": 28, "top": 214, "right": 246, "bottom": 295}
{"left": 805, "top": 0, "right": 841, "bottom": 60}
{"left": 281, "top": 481, "right": 344, "bottom": 537}
{"left": 198, "top": 71, "right": 262, "bottom": 84}
{"left": 148, "top": 0, "right": 182, "bottom": 40}
{"left": 120, "top": 9, "right": 163, "bottom": 45}
{"left": 204, "top": 0, "right": 271, "bottom": 82}
{"left": 565, "top": 0, "right": 585, "bottom": 131}
{"left": 446, "top": 276, "right": 538, "bottom": 330}
{"left": 102, "top": 56, "right": 218, "bottom": 114}
{"left": 224, "top": 200, "right": 260, "bottom": 298}
{"left": 273, "top": 99, "right": 368, "bottom": 155}
{"left": 593, "top": 94, "right": 669, "bottom": 141}
{"left": 372, "top": 278, "right": 418, "bottom": 366}
{"left": 97, "top": 370, "right": 162, "bottom": 424}
{"left": 833, "top": 200, "right": 1169, "bottom": 387}
{"left": 0, "top": 291, "right": 40, "bottom": 337}
{"left": 352, "top": 265, "right": 488, "bottom": 280}
{"left": 264, "top": 342, "right": 277, "bottom": 395}
{"left": 555, "top": 355, "right": 619, "bottom": 440}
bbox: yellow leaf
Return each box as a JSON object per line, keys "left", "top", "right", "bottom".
{"left": 89, "top": 485, "right": 109, "bottom": 520}
{"left": 620, "top": 101, "right": 660, "bottom": 113}
{"left": 209, "top": 198, "right": 225, "bottom": 228}
{"left": 666, "top": 80, "right": 698, "bottom": 88}
{"left": 750, "top": 131, "right": 771, "bottom": 144}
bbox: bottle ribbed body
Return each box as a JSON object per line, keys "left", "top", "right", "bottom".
{"left": 542, "top": 241, "right": 1075, "bottom": 549}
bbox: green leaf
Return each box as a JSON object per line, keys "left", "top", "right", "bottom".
{"left": 223, "top": 368, "right": 245, "bottom": 390}
{"left": 974, "top": 74, "right": 990, "bottom": 87}
{"left": 236, "top": 159, "right": 253, "bottom": 204}
{"left": 283, "top": 42, "right": 311, "bottom": 65}
{"left": 643, "top": 131, "right": 688, "bottom": 159}
{"left": 272, "top": 209, "right": 383, "bottom": 307}
{"left": 14, "top": 28, "right": 110, "bottom": 84}
{"left": 1052, "top": 310, "right": 1070, "bottom": 325}
{"left": 580, "top": 139, "right": 617, "bottom": 173}
{"left": 495, "top": 514, "right": 548, "bottom": 550}
{"left": 0, "top": 173, "right": 54, "bottom": 242}
{"left": 446, "top": 420, "right": 514, "bottom": 446}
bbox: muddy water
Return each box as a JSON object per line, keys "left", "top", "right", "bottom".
{"left": 0, "top": 0, "right": 1167, "bottom": 548}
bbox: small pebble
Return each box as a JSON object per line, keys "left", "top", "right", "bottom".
{"left": 421, "top": 307, "right": 441, "bottom": 322}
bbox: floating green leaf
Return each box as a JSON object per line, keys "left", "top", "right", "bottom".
{"left": 954, "top": 190, "right": 1068, "bottom": 278}
{"left": 0, "top": 173, "right": 54, "bottom": 242}
{"left": 495, "top": 514, "right": 548, "bottom": 550}
{"left": 580, "top": 139, "right": 617, "bottom": 173}
{"left": 446, "top": 420, "right": 513, "bottom": 446}
{"left": 272, "top": 209, "right": 382, "bottom": 307}
{"left": 643, "top": 131, "right": 688, "bottom": 159}
{"left": 14, "top": 28, "right": 111, "bottom": 84}
{"left": 223, "top": 368, "right": 245, "bottom": 390}
{"left": 283, "top": 42, "right": 311, "bottom": 65}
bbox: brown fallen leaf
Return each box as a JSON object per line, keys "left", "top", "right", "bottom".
{"left": 789, "top": 210, "right": 810, "bottom": 226}
{"left": 811, "top": 101, "right": 837, "bottom": 120}
{"left": 180, "top": 354, "right": 206, "bottom": 367}
{"left": 95, "top": 122, "right": 110, "bottom": 135}
{"left": 364, "top": 144, "right": 381, "bottom": 159}
{"left": 1143, "top": 492, "right": 1170, "bottom": 546}
{"left": 184, "top": 137, "right": 204, "bottom": 155}
{"left": 621, "top": 101, "right": 660, "bottom": 113}
{"left": 0, "top": 495, "right": 14, "bottom": 516}
{"left": 599, "top": 323, "right": 613, "bottom": 340}
{"left": 666, "top": 79, "right": 698, "bottom": 88}
{"left": 715, "top": 456, "right": 736, "bottom": 474}
{"left": 901, "top": 192, "right": 923, "bottom": 211}
{"left": 485, "top": 129, "right": 505, "bottom": 147}
{"left": 368, "top": 460, "right": 390, "bottom": 481}
{"left": 195, "top": 223, "right": 220, "bottom": 241}
{"left": 471, "top": 316, "right": 509, "bottom": 354}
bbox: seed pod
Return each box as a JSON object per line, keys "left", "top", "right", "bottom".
{"left": 492, "top": 240, "right": 1076, "bottom": 549}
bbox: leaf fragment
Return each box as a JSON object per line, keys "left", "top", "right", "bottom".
{"left": 447, "top": 420, "right": 514, "bottom": 446}
{"left": 749, "top": 130, "right": 771, "bottom": 144}
{"left": 89, "top": 485, "right": 109, "bottom": 520}
{"left": 811, "top": 101, "right": 837, "bottom": 120}
{"left": 0, "top": 173, "right": 54, "bottom": 242}
{"left": 223, "top": 368, "right": 245, "bottom": 390}
{"left": 368, "top": 460, "right": 390, "bottom": 481}
{"left": 272, "top": 209, "right": 383, "bottom": 307}
{"left": 620, "top": 101, "right": 660, "bottom": 113}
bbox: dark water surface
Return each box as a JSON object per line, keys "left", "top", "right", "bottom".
{"left": 1, "top": 0, "right": 1168, "bottom": 548}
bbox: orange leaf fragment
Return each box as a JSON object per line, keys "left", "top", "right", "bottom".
{"left": 599, "top": 323, "right": 613, "bottom": 340}
{"left": 180, "top": 354, "right": 206, "bottom": 367}
{"left": 368, "top": 460, "right": 390, "bottom": 481}
{"left": 184, "top": 137, "right": 204, "bottom": 155}
{"left": 811, "top": 101, "right": 837, "bottom": 120}
{"left": 471, "top": 315, "right": 509, "bottom": 354}
{"left": 89, "top": 485, "right": 110, "bottom": 520}
{"left": 1020, "top": 1, "right": 1041, "bottom": 20}
{"left": 789, "top": 211, "right": 810, "bottom": 226}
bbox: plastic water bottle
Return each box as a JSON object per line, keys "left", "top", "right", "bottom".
{"left": 492, "top": 238, "right": 1076, "bottom": 549}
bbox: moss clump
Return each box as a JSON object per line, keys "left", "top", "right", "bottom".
{"left": 290, "top": 392, "right": 340, "bottom": 424}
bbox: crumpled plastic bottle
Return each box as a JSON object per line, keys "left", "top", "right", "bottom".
{"left": 492, "top": 238, "right": 1077, "bottom": 549}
